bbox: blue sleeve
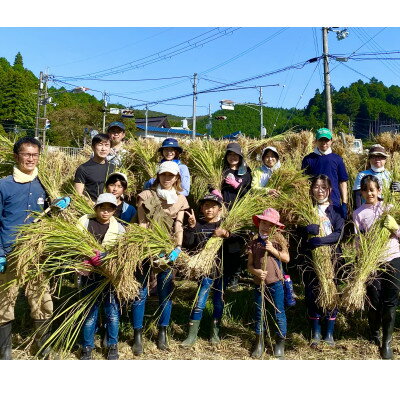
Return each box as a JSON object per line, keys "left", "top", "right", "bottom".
{"left": 353, "top": 172, "right": 363, "bottom": 191}
{"left": 337, "top": 156, "right": 349, "bottom": 182}
{"left": 320, "top": 206, "right": 344, "bottom": 245}
{"left": 301, "top": 156, "right": 310, "bottom": 175}
{"left": 144, "top": 178, "right": 155, "bottom": 190}
{"left": 0, "top": 187, "right": 4, "bottom": 257}
{"left": 179, "top": 164, "right": 190, "bottom": 196}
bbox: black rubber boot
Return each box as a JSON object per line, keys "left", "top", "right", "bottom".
{"left": 32, "top": 319, "right": 52, "bottom": 358}
{"left": 80, "top": 346, "right": 92, "bottom": 360}
{"left": 107, "top": 344, "right": 119, "bottom": 360}
{"left": 273, "top": 336, "right": 285, "bottom": 359}
{"left": 0, "top": 321, "right": 12, "bottom": 360}
{"left": 323, "top": 318, "right": 336, "bottom": 346}
{"left": 310, "top": 318, "right": 322, "bottom": 348}
{"left": 132, "top": 329, "right": 143, "bottom": 356}
{"left": 210, "top": 319, "right": 221, "bottom": 345}
{"left": 181, "top": 320, "right": 201, "bottom": 348}
{"left": 380, "top": 306, "right": 396, "bottom": 360}
{"left": 157, "top": 326, "right": 168, "bottom": 350}
{"left": 251, "top": 334, "right": 264, "bottom": 359}
{"left": 368, "top": 307, "right": 381, "bottom": 346}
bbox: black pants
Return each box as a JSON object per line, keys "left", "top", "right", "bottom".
{"left": 366, "top": 257, "right": 400, "bottom": 310}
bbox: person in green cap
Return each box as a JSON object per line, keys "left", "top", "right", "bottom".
{"left": 301, "top": 128, "right": 349, "bottom": 218}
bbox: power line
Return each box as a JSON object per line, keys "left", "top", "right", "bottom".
{"left": 52, "top": 75, "right": 191, "bottom": 82}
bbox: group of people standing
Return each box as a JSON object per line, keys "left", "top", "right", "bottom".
{"left": 0, "top": 124, "right": 399, "bottom": 360}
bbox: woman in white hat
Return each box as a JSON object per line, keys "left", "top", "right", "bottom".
{"left": 252, "top": 146, "right": 281, "bottom": 197}
{"left": 131, "top": 161, "right": 189, "bottom": 356}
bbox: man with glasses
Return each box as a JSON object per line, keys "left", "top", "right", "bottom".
{"left": 106, "top": 121, "right": 127, "bottom": 167}
{"left": 0, "top": 137, "right": 52, "bottom": 359}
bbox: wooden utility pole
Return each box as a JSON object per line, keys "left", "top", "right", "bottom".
{"left": 191, "top": 73, "right": 197, "bottom": 140}
{"left": 322, "top": 28, "right": 333, "bottom": 131}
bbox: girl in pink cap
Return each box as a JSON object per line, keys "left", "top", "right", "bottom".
{"left": 247, "top": 208, "right": 290, "bottom": 359}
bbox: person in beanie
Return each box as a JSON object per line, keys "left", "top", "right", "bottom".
{"left": 131, "top": 161, "right": 189, "bottom": 356}
{"left": 180, "top": 193, "right": 233, "bottom": 348}
{"left": 105, "top": 172, "right": 136, "bottom": 224}
{"left": 247, "top": 208, "right": 290, "bottom": 359}
{"left": 144, "top": 137, "right": 191, "bottom": 196}
{"left": 252, "top": 146, "right": 281, "bottom": 197}
{"left": 106, "top": 121, "right": 128, "bottom": 167}
{"left": 300, "top": 175, "right": 344, "bottom": 348}
{"left": 77, "top": 193, "right": 126, "bottom": 360}
{"left": 301, "top": 128, "right": 349, "bottom": 218}
{"left": 0, "top": 137, "right": 51, "bottom": 360}
{"left": 74, "top": 134, "right": 116, "bottom": 202}
{"left": 353, "top": 175, "right": 400, "bottom": 359}
{"left": 353, "top": 144, "right": 392, "bottom": 209}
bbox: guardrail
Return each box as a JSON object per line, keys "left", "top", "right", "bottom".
{"left": 46, "top": 146, "right": 83, "bottom": 158}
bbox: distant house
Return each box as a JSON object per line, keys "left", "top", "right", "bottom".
{"left": 135, "top": 125, "right": 205, "bottom": 142}
{"left": 134, "top": 115, "right": 171, "bottom": 129}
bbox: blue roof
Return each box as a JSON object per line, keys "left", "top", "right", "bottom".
{"left": 223, "top": 130, "right": 242, "bottom": 139}
{"left": 136, "top": 125, "right": 204, "bottom": 137}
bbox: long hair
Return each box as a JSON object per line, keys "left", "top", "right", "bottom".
{"left": 151, "top": 173, "right": 183, "bottom": 193}
{"left": 360, "top": 174, "right": 381, "bottom": 192}
{"left": 309, "top": 174, "right": 332, "bottom": 205}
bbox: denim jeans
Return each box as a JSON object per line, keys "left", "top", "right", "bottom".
{"left": 303, "top": 268, "right": 338, "bottom": 320}
{"left": 190, "top": 276, "right": 226, "bottom": 321}
{"left": 254, "top": 280, "right": 287, "bottom": 338}
{"left": 81, "top": 274, "right": 120, "bottom": 348}
{"left": 131, "top": 268, "right": 174, "bottom": 329}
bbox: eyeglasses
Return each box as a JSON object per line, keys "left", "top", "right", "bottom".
{"left": 18, "top": 153, "right": 40, "bottom": 159}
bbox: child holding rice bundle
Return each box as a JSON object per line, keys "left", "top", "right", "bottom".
{"left": 131, "top": 161, "right": 189, "bottom": 356}
{"left": 210, "top": 142, "right": 252, "bottom": 288}
{"left": 247, "top": 208, "right": 290, "bottom": 359}
{"left": 77, "top": 193, "right": 126, "bottom": 360}
{"left": 353, "top": 175, "right": 400, "bottom": 359}
{"left": 144, "top": 137, "right": 191, "bottom": 196}
{"left": 251, "top": 146, "right": 281, "bottom": 197}
{"left": 105, "top": 172, "right": 136, "bottom": 224}
{"left": 300, "top": 175, "right": 344, "bottom": 348}
{"left": 180, "top": 193, "right": 233, "bottom": 348}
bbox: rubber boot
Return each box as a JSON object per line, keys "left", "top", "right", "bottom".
{"left": 380, "top": 306, "right": 396, "bottom": 360}
{"left": 132, "top": 329, "right": 143, "bottom": 356}
{"left": 80, "top": 346, "right": 92, "bottom": 360}
{"left": 32, "top": 319, "right": 52, "bottom": 358}
{"left": 251, "top": 334, "right": 264, "bottom": 359}
{"left": 310, "top": 318, "right": 322, "bottom": 348}
{"left": 181, "top": 320, "right": 201, "bottom": 348}
{"left": 157, "top": 326, "right": 168, "bottom": 350}
{"left": 368, "top": 307, "right": 381, "bottom": 346}
{"left": 210, "top": 319, "right": 221, "bottom": 345}
{"left": 323, "top": 318, "right": 336, "bottom": 346}
{"left": 107, "top": 344, "right": 119, "bottom": 360}
{"left": 273, "top": 336, "right": 285, "bottom": 359}
{"left": 0, "top": 321, "right": 12, "bottom": 360}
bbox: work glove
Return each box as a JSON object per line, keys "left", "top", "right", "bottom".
{"left": 0, "top": 256, "right": 6, "bottom": 274}
{"left": 211, "top": 189, "right": 223, "bottom": 199}
{"left": 225, "top": 173, "right": 240, "bottom": 189}
{"left": 86, "top": 250, "right": 107, "bottom": 267}
{"left": 51, "top": 196, "right": 71, "bottom": 211}
{"left": 341, "top": 203, "right": 348, "bottom": 219}
{"left": 384, "top": 215, "right": 399, "bottom": 233}
{"left": 305, "top": 224, "right": 320, "bottom": 236}
{"left": 167, "top": 247, "right": 182, "bottom": 263}
{"left": 307, "top": 237, "right": 324, "bottom": 250}
{"left": 391, "top": 181, "right": 400, "bottom": 193}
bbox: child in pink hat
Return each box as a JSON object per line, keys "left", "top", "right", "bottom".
{"left": 247, "top": 208, "right": 290, "bottom": 359}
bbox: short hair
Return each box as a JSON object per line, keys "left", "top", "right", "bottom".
{"left": 360, "top": 174, "right": 381, "bottom": 191}
{"left": 13, "top": 137, "right": 42, "bottom": 154}
{"left": 105, "top": 174, "right": 128, "bottom": 190}
{"left": 91, "top": 133, "right": 111, "bottom": 147}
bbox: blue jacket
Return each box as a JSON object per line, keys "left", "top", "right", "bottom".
{"left": 0, "top": 175, "right": 47, "bottom": 256}
{"left": 120, "top": 201, "right": 137, "bottom": 224}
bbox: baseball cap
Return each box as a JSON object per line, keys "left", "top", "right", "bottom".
{"left": 199, "top": 193, "right": 223, "bottom": 207}
{"left": 106, "top": 171, "right": 129, "bottom": 184}
{"left": 316, "top": 128, "right": 333, "bottom": 140}
{"left": 157, "top": 161, "right": 180, "bottom": 176}
{"left": 95, "top": 193, "right": 118, "bottom": 207}
{"left": 107, "top": 121, "right": 126, "bottom": 132}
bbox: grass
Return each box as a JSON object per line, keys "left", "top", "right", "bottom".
{"left": 9, "top": 278, "right": 400, "bottom": 360}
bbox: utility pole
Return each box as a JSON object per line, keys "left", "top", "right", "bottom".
{"left": 102, "top": 91, "right": 108, "bottom": 133}
{"left": 145, "top": 104, "right": 148, "bottom": 138}
{"left": 207, "top": 103, "right": 212, "bottom": 138}
{"left": 191, "top": 73, "right": 197, "bottom": 140}
{"left": 259, "top": 86, "right": 265, "bottom": 138}
{"left": 322, "top": 27, "right": 333, "bottom": 131}
{"left": 42, "top": 73, "right": 49, "bottom": 146}
{"left": 34, "top": 72, "right": 43, "bottom": 140}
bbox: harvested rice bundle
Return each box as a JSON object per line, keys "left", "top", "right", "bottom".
{"left": 375, "top": 132, "right": 395, "bottom": 153}
{"left": 341, "top": 218, "right": 391, "bottom": 312}
{"left": 183, "top": 190, "right": 265, "bottom": 279}
{"left": 0, "top": 133, "right": 15, "bottom": 177}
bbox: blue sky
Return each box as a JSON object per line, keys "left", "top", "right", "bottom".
{"left": 2, "top": 4, "right": 400, "bottom": 118}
